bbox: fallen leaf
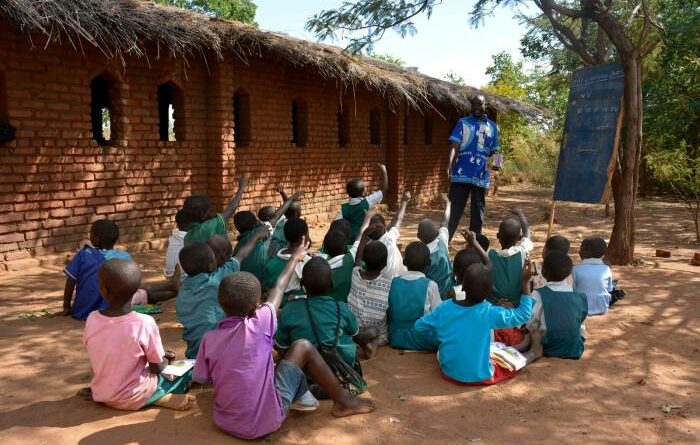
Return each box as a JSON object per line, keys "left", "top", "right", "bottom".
{"left": 637, "top": 378, "right": 647, "bottom": 386}
{"left": 389, "top": 417, "right": 401, "bottom": 423}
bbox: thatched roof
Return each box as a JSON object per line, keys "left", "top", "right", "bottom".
{"left": 0, "top": 0, "right": 546, "bottom": 118}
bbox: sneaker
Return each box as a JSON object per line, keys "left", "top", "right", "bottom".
{"left": 290, "top": 390, "right": 319, "bottom": 412}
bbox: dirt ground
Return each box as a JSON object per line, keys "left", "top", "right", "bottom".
{"left": 1, "top": 186, "right": 698, "bottom": 445}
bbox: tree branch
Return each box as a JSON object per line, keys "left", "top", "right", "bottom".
{"left": 537, "top": 0, "right": 596, "bottom": 65}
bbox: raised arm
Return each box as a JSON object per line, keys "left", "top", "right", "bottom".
{"left": 387, "top": 191, "right": 411, "bottom": 232}
{"left": 441, "top": 193, "right": 451, "bottom": 228}
{"left": 462, "top": 230, "right": 492, "bottom": 271}
{"left": 354, "top": 220, "right": 377, "bottom": 267}
{"left": 269, "top": 190, "right": 304, "bottom": 226}
{"left": 377, "top": 163, "right": 388, "bottom": 196}
{"left": 510, "top": 207, "right": 530, "bottom": 239}
{"left": 222, "top": 177, "right": 248, "bottom": 221}
{"left": 233, "top": 227, "right": 269, "bottom": 263}
{"left": 277, "top": 184, "right": 290, "bottom": 203}
{"left": 268, "top": 238, "right": 310, "bottom": 311}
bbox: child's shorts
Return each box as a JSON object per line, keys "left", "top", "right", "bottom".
{"left": 441, "top": 361, "right": 517, "bottom": 386}
{"left": 275, "top": 360, "right": 308, "bottom": 415}
{"left": 493, "top": 327, "right": 526, "bottom": 347}
{"left": 143, "top": 369, "right": 192, "bottom": 407}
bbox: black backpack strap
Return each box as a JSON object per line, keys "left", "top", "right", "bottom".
{"left": 333, "top": 301, "right": 342, "bottom": 349}
{"left": 303, "top": 298, "right": 324, "bottom": 347}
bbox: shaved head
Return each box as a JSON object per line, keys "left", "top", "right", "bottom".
{"left": 99, "top": 259, "right": 142, "bottom": 305}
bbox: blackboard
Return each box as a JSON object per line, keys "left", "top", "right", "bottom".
{"left": 553, "top": 63, "right": 625, "bottom": 203}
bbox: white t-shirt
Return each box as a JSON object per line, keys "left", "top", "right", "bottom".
{"left": 492, "top": 237, "right": 534, "bottom": 266}
{"left": 379, "top": 226, "right": 406, "bottom": 280}
{"left": 163, "top": 230, "right": 187, "bottom": 278}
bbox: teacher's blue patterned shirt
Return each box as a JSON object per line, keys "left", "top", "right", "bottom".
{"left": 448, "top": 115, "right": 500, "bottom": 188}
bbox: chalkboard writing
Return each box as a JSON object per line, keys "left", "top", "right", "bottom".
{"left": 553, "top": 63, "right": 624, "bottom": 203}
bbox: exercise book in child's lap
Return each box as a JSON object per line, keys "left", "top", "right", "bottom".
{"left": 490, "top": 343, "right": 527, "bottom": 371}
{"left": 162, "top": 359, "right": 195, "bottom": 380}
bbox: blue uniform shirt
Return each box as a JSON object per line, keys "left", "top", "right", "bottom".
{"left": 448, "top": 115, "right": 500, "bottom": 188}
{"left": 415, "top": 297, "right": 534, "bottom": 383}
{"left": 176, "top": 258, "right": 241, "bottom": 358}
{"left": 64, "top": 246, "right": 132, "bottom": 321}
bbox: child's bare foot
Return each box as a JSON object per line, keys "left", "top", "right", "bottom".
{"left": 331, "top": 396, "right": 375, "bottom": 417}
{"left": 153, "top": 393, "right": 196, "bottom": 411}
{"left": 359, "top": 339, "right": 378, "bottom": 360}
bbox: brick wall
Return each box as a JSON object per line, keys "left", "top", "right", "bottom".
{"left": 0, "top": 23, "right": 466, "bottom": 270}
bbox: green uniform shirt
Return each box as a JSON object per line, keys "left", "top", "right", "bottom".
{"left": 327, "top": 253, "right": 355, "bottom": 303}
{"left": 275, "top": 296, "right": 359, "bottom": 365}
{"left": 341, "top": 199, "right": 370, "bottom": 241}
{"left": 184, "top": 213, "right": 227, "bottom": 246}
{"left": 232, "top": 225, "right": 268, "bottom": 282}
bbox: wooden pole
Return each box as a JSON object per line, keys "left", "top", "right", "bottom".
{"left": 547, "top": 200, "right": 557, "bottom": 239}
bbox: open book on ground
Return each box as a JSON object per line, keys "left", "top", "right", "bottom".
{"left": 490, "top": 342, "right": 527, "bottom": 371}
{"left": 162, "top": 359, "right": 195, "bottom": 380}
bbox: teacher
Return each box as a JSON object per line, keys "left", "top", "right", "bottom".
{"left": 446, "top": 95, "right": 501, "bottom": 240}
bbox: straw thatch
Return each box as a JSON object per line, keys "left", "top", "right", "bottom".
{"left": 0, "top": 0, "right": 547, "bottom": 118}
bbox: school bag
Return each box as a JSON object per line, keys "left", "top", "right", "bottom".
{"left": 303, "top": 299, "right": 367, "bottom": 395}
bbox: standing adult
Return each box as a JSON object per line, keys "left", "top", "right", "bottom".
{"left": 446, "top": 95, "right": 501, "bottom": 240}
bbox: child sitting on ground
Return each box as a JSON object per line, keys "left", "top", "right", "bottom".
{"left": 262, "top": 218, "right": 312, "bottom": 297}
{"left": 317, "top": 230, "right": 356, "bottom": 302}
{"left": 275, "top": 257, "right": 379, "bottom": 369}
{"left": 268, "top": 184, "right": 304, "bottom": 257}
{"left": 387, "top": 242, "right": 442, "bottom": 351}
{"left": 533, "top": 235, "right": 571, "bottom": 289}
{"left": 348, "top": 225, "right": 393, "bottom": 346}
{"left": 415, "top": 260, "right": 535, "bottom": 385}
{"left": 232, "top": 190, "right": 301, "bottom": 281}
{"left": 176, "top": 231, "right": 267, "bottom": 358}
{"left": 418, "top": 193, "right": 453, "bottom": 299}
{"left": 84, "top": 259, "right": 195, "bottom": 411}
{"left": 182, "top": 177, "right": 247, "bottom": 246}
{"left": 193, "top": 242, "right": 374, "bottom": 440}
{"left": 163, "top": 210, "right": 188, "bottom": 280}
{"left": 573, "top": 237, "right": 619, "bottom": 315}
{"left": 449, "top": 230, "right": 492, "bottom": 301}
{"left": 364, "top": 191, "right": 410, "bottom": 280}
{"left": 525, "top": 251, "right": 587, "bottom": 362}
{"left": 489, "top": 207, "right": 533, "bottom": 306}
{"left": 63, "top": 219, "right": 132, "bottom": 320}
{"left": 337, "top": 163, "right": 388, "bottom": 240}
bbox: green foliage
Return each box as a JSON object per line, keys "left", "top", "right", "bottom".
{"left": 368, "top": 52, "right": 406, "bottom": 67}
{"left": 306, "top": 0, "right": 439, "bottom": 53}
{"left": 643, "top": 0, "right": 700, "bottom": 162}
{"left": 483, "top": 52, "right": 560, "bottom": 186}
{"left": 443, "top": 71, "right": 465, "bottom": 86}
{"left": 153, "top": 0, "right": 257, "bottom": 24}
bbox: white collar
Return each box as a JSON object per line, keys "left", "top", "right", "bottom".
{"left": 401, "top": 271, "right": 426, "bottom": 280}
{"left": 326, "top": 254, "right": 346, "bottom": 269}
{"left": 580, "top": 258, "right": 605, "bottom": 265}
{"left": 347, "top": 197, "right": 364, "bottom": 205}
{"left": 544, "top": 280, "right": 573, "bottom": 292}
{"left": 426, "top": 237, "right": 440, "bottom": 254}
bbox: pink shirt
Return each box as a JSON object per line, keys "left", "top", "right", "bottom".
{"left": 83, "top": 311, "right": 165, "bottom": 410}
{"left": 193, "top": 303, "right": 284, "bottom": 439}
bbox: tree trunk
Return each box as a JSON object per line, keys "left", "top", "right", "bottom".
{"left": 607, "top": 57, "right": 642, "bottom": 264}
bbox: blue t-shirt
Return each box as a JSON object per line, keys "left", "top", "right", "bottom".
{"left": 448, "top": 115, "right": 500, "bottom": 188}
{"left": 415, "top": 297, "right": 534, "bottom": 383}
{"left": 176, "top": 257, "right": 241, "bottom": 358}
{"left": 64, "top": 246, "right": 132, "bottom": 321}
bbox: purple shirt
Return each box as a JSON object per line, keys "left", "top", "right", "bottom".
{"left": 193, "top": 303, "right": 284, "bottom": 439}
